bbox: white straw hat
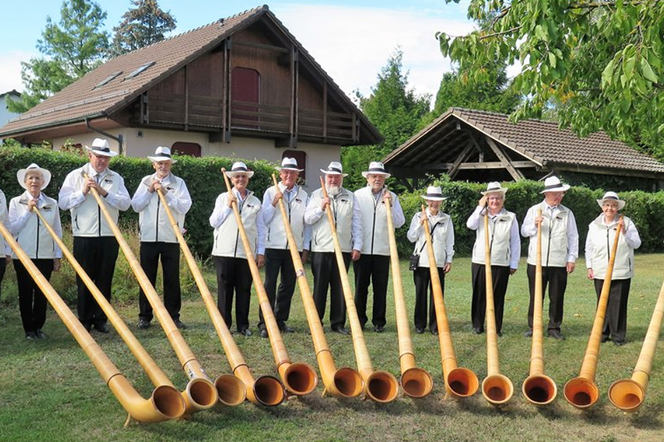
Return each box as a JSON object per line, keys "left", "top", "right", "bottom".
{"left": 276, "top": 157, "right": 303, "bottom": 172}
{"left": 85, "top": 138, "right": 117, "bottom": 157}
{"left": 421, "top": 186, "right": 446, "bottom": 201}
{"left": 320, "top": 161, "right": 348, "bottom": 176}
{"left": 481, "top": 181, "right": 508, "bottom": 195}
{"left": 361, "top": 161, "right": 391, "bottom": 178}
{"left": 17, "top": 163, "right": 51, "bottom": 190}
{"left": 597, "top": 191, "right": 625, "bottom": 210}
{"left": 540, "top": 176, "right": 570, "bottom": 193}
{"left": 225, "top": 161, "right": 254, "bottom": 178}
{"left": 148, "top": 146, "right": 177, "bottom": 163}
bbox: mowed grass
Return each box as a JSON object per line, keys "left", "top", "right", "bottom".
{"left": 1, "top": 253, "right": 664, "bottom": 442}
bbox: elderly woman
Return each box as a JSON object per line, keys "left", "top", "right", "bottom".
{"left": 7, "top": 164, "right": 62, "bottom": 339}
{"left": 466, "top": 182, "right": 520, "bottom": 336}
{"left": 406, "top": 186, "right": 454, "bottom": 335}
{"left": 210, "top": 162, "right": 265, "bottom": 336}
{"left": 585, "top": 191, "right": 641, "bottom": 346}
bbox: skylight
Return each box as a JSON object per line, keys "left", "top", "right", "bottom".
{"left": 93, "top": 71, "right": 122, "bottom": 89}
{"left": 124, "top": 62, "right": 156, "bottom": 80}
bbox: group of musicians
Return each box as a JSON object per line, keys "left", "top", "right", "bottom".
{"left": 0, "top": 139, "right": 641, "bottom": 348}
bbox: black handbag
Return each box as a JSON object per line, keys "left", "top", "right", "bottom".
{"left": 408, "top": 253, "right": 420, "bottom": 271}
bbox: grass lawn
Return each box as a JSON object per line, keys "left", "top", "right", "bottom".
{"left": 1, "top": 254, "right": 663, "bottom": 442}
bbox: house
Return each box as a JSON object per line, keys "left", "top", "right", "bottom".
{"left": 0, "top": 90, "right": 21, "bottom": 145}
{"left": 383, "top": 108, "right": 664, "bottom": 190}
{"left": 0, "top": 5, "right": 381, "bottom": 191}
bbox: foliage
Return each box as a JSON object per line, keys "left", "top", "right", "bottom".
{"left": 437, "top": 0, "right": 664, "bottom": 158}
{"left": 110, "top": 0, "right": 177, "bottom": 57}
{"left": 8, "top": 0, "right": 109, "bottom": 113}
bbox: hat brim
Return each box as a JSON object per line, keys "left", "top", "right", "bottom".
{"left": 320, "top": 168, "right": 348, "bottom": 176}
{"left": 481, "top": 188, "right": 508, "bottom": 196}
{"left": 276, "top": 166, "right": 303, "bottom": 172}
{"left": 362, "top": 171, "right": 391, "bottom": 178}
{"left": 85, "top": 145, "right": 117, "bottom": 157}
{"left": 421, "top": 195, "right": 446, "bottom": 201}
{"left": 148, "top": 155, "right": 177, "bottom": 163}
{"left": 540, "top": 184, "right": 570, "bottom": 193}
{"left": 225, "top": 170, "right": 254, "bottom": 178}
{"left": 597, "top": 199, "right": 625, "bottom": 210}
{"left": 17, "top": 167, "right": 51, "bottom": 190}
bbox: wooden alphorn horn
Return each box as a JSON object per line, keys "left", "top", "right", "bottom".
{"left": 609, "top": 273, "right": 664, "bottom": 411}
{"left": 269, "top": 174, "right": 363, "bottom": 398}
{"left": 32, "top": 207, "right": 187, "bottom": 419}
{"left": 0, "top": 221, "right": 184, "bottom": 423}
{"left": 420, "top": 205, "right": 478, "bottom": 399}
{"left": 155, "top": 189, "right": 285, "bottom": 406}
{"left": 522, "top": 209, "right": 557, "bottom": 405}
{"left": 221, "top": 168, "right": 318, "bottom": 396}
{"left": 83, "top": 174, "right": 232, "bottom": 414}
{"left": 564, "top": 215, "right": 623, "bottom": 409}
{"left": 384, "top": 193, "right": 433, "bottom": 398}
{"left": 482, "top": 211, "right": 514, "bottom": 406}
{"left": 318, "top": 180, "right": 399, "bottom": 403}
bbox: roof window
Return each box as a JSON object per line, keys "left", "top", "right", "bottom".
{"left": 124, "top": 62, "right": 155, "bottom": 80}
{"left": 93, "top": 71, "right": 122, "bottom": 89}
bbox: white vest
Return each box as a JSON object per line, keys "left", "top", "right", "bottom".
{"left": 0, "top": 189, "right": 7, "bottom": 254}
{"left": 264, "top": 184, "right": 308, "bottom": 251}
{"left": 472, "top": 211, "right": 516, "bottom": 266}
{"left": 526, "top": 202, "right": 571, "bottom": 267}
{"left": 411, "top": 211, "right": 452, "bottom": 268}
{"left": 309, "top": 187, "right": 355, "bottom": 253}
{"left": 587, "top": 215, "right": 635, "bottom": 280}
{"left": 211, "top": 192, "right": 262, "bottom": 259}
{"left": 136, "top": 174, "right": 188, "bottom": 243}
{"left": 355, "top": 187, "right": 397, "bottom": 256}
{"left": 9, "top": 192, "right": 61, "bottom": 259}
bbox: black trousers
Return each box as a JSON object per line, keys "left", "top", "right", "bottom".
{"left": 471, "top": 263, "right": 510, "bottom": 333}
{"left": 594, "top": 278, "right": 631, "bottom": 343}
{"left": 138, "top": 242, "right": 181, "bottom": 322}
{"left": 259, "top": 248, "right": 296, "bottom": 330}
{"left": 215, "top": 256, "right": 251, "bottom": 331}
{"left": 74, "top": 236, "right": 119, "bottom": 328}
{"left": 0, "top": 257, "right": 5, "bottom": 312}
{"left": 353, "top": 254, "right": 390, "bottom": 328}
{"left": 413, "top": 266, "right": 445, "bottom": 332}
{"left": 312, "top": 251, "right": 350, "bottom": 329}
{"left": 14, "top": 258, "right": 53, "bottom": 334}
{"left": 527, "top": 264, "right": 567, "bottom": 332}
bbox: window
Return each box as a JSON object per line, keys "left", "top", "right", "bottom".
{"left": 232, "top": 67, "right": 260, "bottom": 127}
{"left": 124, "top": 62, "right": 156, "bottom": 80}
{"left": 94, "top": 71, "right": 122, "bottom": 89}
{"left": 283, "top": 150, "right": 306, "bottom": 182}
{"left": 171, "top": 142, "right": 201, "bottom": 157}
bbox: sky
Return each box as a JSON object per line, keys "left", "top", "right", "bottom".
{"left": 0, "top": 0, "right": 475, "bottom": 101}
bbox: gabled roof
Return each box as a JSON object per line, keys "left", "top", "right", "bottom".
{"left": 384, "top": 107, "right": 664, "bottom": 175}
{"left": 0, "top": 4, "right": 380, "bottom": 143}
{"left": 0, "top": 90, "right": 21, "bottom": 99}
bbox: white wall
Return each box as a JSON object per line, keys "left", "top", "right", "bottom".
{"left": 0, "top": 93, "right": 21, "bottom": 145}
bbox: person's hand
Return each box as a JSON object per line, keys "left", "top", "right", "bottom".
{"left": 351, "top": 250, "right": 361, "bottom": 261}
{"left": 587, "top": 268, "right": 594, "bottom": 280}
{"left": 256, "top": 254, "right": 265, "bottom": 268}
{"left": 149, "top": 180, "right": 163, "bottom": 193}
{"left": 382, "top": 192, "right": 392, "bottom": 204}
{"left": 53, "top": 258, "right": 61, "bottom": 272}
{"left": 567, "top": 262, "right": 576, "bottom": 274}
{"left": 443, "top": 262, "right": 452, "bottom": 273}
{"left": 227, "top": 193, "right": 237, "bottom": 208}
{"left": 27, "top": 199, "right": 38, "bottom": 212}
{"left": 320, "top": 196, "right": 330, "bottom": 211}
{"left": 272, "top": 189, "right": 283, "bottom": 207}
{"left": 534, "top": 214, "right": 544, "bottom": 227}
{"left": 301, "top": 249, "right": 310, "bottom": 264}
{"left": 479, "top": 195, "right": 488, "bottom": 207}
{"left": 84, "top": 178, "right": 108, "bottom": 197}
{"left": 509, "top": 268, "right": 517, "bottom": 275}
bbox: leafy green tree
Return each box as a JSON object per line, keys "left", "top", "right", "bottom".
{"left": 8, "top": 0, "right": 109, "bottom": 113}
{"left": 111, "top": 0, "right": 177, "bottom": 56}
{"left": 437, "top": 0, "right": 664, "bottom": 158}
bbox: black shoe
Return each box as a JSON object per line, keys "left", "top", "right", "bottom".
{"left": 373, "top": 325, "right": 385, "bottom": 333}
{"left": 173, "top": 319, "right": 188, "bottom": 330}
{"left": 524, "top": 329, "right": 533, "bottom": 338}
{"left": 497, "top": 331, "right": 503, "bottom": 337}
{"left": 137, "top": 319, "right": 151, "bottom": 330}
{"left": 548, "top": 330, "right": 565, "bottom": 340}
{"left": 26, "top": 331, "right": 38, "bottom": 340}
{"left": 614, "top": 340, "right": 626, "bottom": 347}
{"left": 473, "top": 327, "right": 484, "bottom": 335}
{"left": 331, "top": 326, "right": 350, "bottom": 335}
{"left": 415, "top": 327, "right": 425, "bottom": 334}
{"left": 430, "top": 329, "right": 438, "bottom": 336}
{"left": 238, "top": 328, "right": 252, "bottom": 336}
{"left": 95, "top": 323, "right": 110, "bottom": 333}
{"left": 601, "top": 335, "right": 611, "bottom": 343}
{"left": 281, "top": 324, "right": 295, "bottom": 333}
{"left": 36, "top": 329, "right": 47, "bottom": 339}
{"left": 260, "top": 329, "right": 268, "bottom": 339}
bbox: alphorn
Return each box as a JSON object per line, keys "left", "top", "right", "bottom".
{"left": 481, "top": 211, "right": 514, "bottom": 406}
{"left": 420, "top": 205, "right": 478, "bottom": 398}
{"left": 269, "top": 174, "right": 363, "bottom": 398}
{"left": 384, "top": 193, "right": 433, "bottom": 397}
{"left": 83, "top": 174, "right": 236, "bottom": 413}
{"left": 522, "top": 209, "right": 557, "bottom": 405}
{"left": 318, "top": 181, "right": 399, "bottom": 403}
{"left": 0, "top": 221, "right": 184, "bottom": 423}
{"left": 155, "top": 188, "right": 285, "bottom": 406}
{"left": 564, "top": 215, "right": 623, "bottom": 409}
{"left": 32, "top": 207, "right": 187, "bottom": 418}
{"left": 221, "top": 168, "right": 318, "bottom": 396}
{"left": 609, "top": 274, "right": 664, "bottom": 411}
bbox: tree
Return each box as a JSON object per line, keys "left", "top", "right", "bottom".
{"left": 343, "top": 49, "right": 431, "bottom": 189}
{"left": 111, "top": 0, "right": 177, "bottom": 57}
{"left": 8, "top": 0, "right": 109, "bottom": 113}
{"left": 437, "top": 1, "right": 664, "bottom": 158}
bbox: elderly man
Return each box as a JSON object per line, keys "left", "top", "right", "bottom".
{"left": 132, "top": 146, "right": 192, "bottom": 330}
{"left": 354, "top": 161, "right": 405, "bottom": 332}
{"left": 59, "top": 138, "right": 131, "bottom": 333}
{"left": 304, "top": 162, "right": 362, "bottom": 335}
{"left": 259, "top": 157, "right": 310, "bottom": 338}
{"left": 522, "top": 176, "right": 579, "bottom": 340}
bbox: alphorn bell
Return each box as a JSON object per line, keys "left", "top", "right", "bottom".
{"left": 385, "top": 193, "right": 433, "bottom": 397}
{"left": 522, "top": 209, "right": 557, "bottom": 405}
{"left": 270, "top": 174, "right": 363, "bottom": 398}
{"left": 0, "top": 221, "right": 184, "bottom": 423}
{"left": 564, "top": 215, "right": 623, "bottom": 409}
{"left": 318, "top": 180, "right": 399, "bottom": 403}
{"left": 609, "top": 274, "right": 664, "bottom": 411}
{"left": 155, "top": 188, "right": 285, "bottom": 406}
{"left": 83, "top": 174, "right": 234, "bottom": 413}
{"left": 221, "top": 168, "right": 318, "bottom": 396}
{"left": 482, "top": 211, "right": 514, "bottom": 406}
{"left": 420, "top": 205, "right": 478, "bottom": 398}
{"left": 32, "top": 207, "right": 187, "bottom": 419}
